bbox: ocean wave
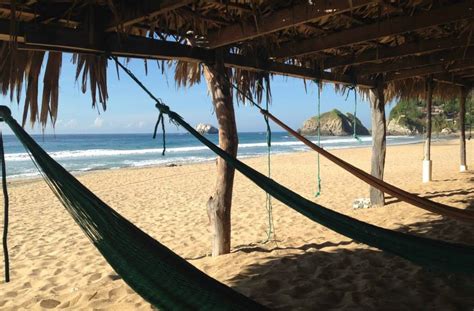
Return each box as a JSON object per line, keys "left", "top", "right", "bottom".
{"left": 122, "top": 156, "right": 212, "bottom": 168}
{"left": 4, "top": 135, "right": 422, "bottom": 162}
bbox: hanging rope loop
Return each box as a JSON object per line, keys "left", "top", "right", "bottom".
{"left": 314, "top": 80, "right": 322, "bottom": 197}
{"left": 153, "top": 105, "right": 168, "bottom": 156}
{"left": 263, "top": 100, "right": 275, "bottom": 242}
{"left": 352, "top": 86, "right": 362, "bottom": 142}
{"left": 0, "top": 127, "right": 10, "bottom": 283}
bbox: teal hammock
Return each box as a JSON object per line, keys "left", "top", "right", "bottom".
{"left": 2, "top": 68, "right": 474, "bottom": 309}
{"left": 1, "top": 96, "right": 474, "bottom": 308}
{"left": 0, "top": 107, "right": 265, "bottom": 311}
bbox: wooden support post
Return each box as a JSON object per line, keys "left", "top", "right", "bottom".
{"left": 460, "top": 87, "right": 469, "bottom": 172}
{"left": 369, "top": 81, "right": 386, "bottom": 207}
{"left": 423, "top": 77, "right": 434, "bottom": 182}
{"left": 203, "top": 50, "right": 238, "bottom": 257}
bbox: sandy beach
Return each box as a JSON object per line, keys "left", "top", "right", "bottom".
{"left": 0, "top": 139, "right": 473, "bottom": 310}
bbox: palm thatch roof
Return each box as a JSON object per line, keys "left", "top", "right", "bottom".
{"left": 0, "top": 0, "right": 473, "bottom": 127}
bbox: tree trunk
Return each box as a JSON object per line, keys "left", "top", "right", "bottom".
{"left": 369, "top": 82, "right": 386, "bottom": 207}
{"left": 460, "top": 87, "right": 468, "bottom": 172}
{"left": 423, "top": 77, "right": 434, "bottom": 182}
{"left": 203, "top": 51, "right": 238, "bottom": 257}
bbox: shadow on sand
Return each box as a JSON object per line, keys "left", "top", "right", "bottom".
{"left": 228, "top": 215, "right": 474, "bottom": 310}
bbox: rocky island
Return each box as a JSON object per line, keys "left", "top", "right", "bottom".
{"left": 298, "top": 109, "right": 370, "bottom": 136}
{"left": 196, "top": 123, "right": 218, "bottom": 134}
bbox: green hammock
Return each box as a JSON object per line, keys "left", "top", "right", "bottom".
{"left": 0, "top": 106, "right": 265, "bottom": 311}
{"left": 2, "top": 99, "right": 474, "bottom": 287}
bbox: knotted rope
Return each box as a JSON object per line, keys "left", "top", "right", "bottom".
{"left": 315, "top": 81, "right": 322, "bottom": 197}
{"left": 263, "top": 100, "right": 275, "bottom": 242}
{"left": 352, "top": 87, "right": 362, "bottom": 142}
{"left": 110, "top": 56, "right": 171, "bottom": 155}
{"left": 0, "top": 129, "right": 9, "bottom": 283}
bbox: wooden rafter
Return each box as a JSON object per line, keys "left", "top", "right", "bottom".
{"left": 433, "top": 73, "right": 472, "bottom": 87}
{"left": 322, "top": 34, "right": 473, "bottom": 69}
{"left": 0, "top": 20, "right": 375, "bottom": 87}
{"left": 385, "top": 58, "right": 474, "bottom": 82}
{"left": 272, "top": 0, "right": 474, "bottom": 59}
{"left": 355, "top": 47, "right": 474, "bottom": 76}
{"left": 206, "top": 0, "right": 377, "bottom": 48}
{"left": 105, "top": 0, "right": 194, "bottom": 32}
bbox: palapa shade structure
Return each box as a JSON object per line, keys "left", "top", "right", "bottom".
{"left": 0, "top": 0, "right": 472, "bottom": 255}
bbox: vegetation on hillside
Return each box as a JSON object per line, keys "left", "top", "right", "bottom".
{"left": 389, "top": 96, "right": 473, "bottom": 134}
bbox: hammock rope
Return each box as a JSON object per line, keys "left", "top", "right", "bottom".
{"left": 0, "top": 106, "right": 266, "bottom": 310}
{"left": 228, "top": 82, "right": 474, "bottom": 223}
{"left": 106, "top": 60, "right": 474, "bottom": 272}
{"left": 153, "top": 110, "right": 167, "bottom": 156}
{"left": 1, "top": 58, "right": 473, "bottom": 310}
{"left": 1, "top": 130, "right": 9, "bottom": 283}
{"left": 352, "top": 87, "right": 362, "bottom": 142}
{"left": 263, "top": 100, "right": 275, "bottom": 242}
{"left": 315, "top": 81, "right": 322, "bottom": 197}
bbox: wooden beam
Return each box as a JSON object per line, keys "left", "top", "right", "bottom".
{"left": 0, "top": 21, "right": 374, "bottom": 87}
{"left": 208, "top": 1, "right": 253, "bottom": 13}
{"left": 207, "top": 0, "right": 377, "bottom": 48}
{"left": 105, "top": 0, "right": 194, "bottom": 32}
{"left": 369, "top": 81, "right": 386, "bottom": 206}
{"left": 323, "top": 35, "right": 473, "bottom": 69}
{"left": 432, "top": 73, "right": 471, "bottom": 87}
{"left": 273, "top": 0, "right": 474, "bottom": 59}
{"left": 459, "top": 86, "right": 468, "bottom": 172}
{"left": 356, "top": 47, "right": 474, "bottom": 76}
{"left": 423, "top": 76, "right": 433, "bottom": 183}
{"left": 385, "top": 59, "right": 474, "bottom": 82}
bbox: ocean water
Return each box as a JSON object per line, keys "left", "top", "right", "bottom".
{"left": 2, "top": 132, "right": 425, "bottom": 179}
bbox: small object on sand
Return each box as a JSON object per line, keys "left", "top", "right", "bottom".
{"left": 352, "top": 198, "right": 371, "bottom": 209}
{"left": 166, "top": 163, "right": 179, "bottom": 167}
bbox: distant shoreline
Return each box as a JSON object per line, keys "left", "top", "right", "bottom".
{"left": 5, "top": 136, "right": 461, "bottom": 185}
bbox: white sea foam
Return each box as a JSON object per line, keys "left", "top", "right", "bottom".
{"left": 4, "top": 135, "right": 422, "bottom": 164}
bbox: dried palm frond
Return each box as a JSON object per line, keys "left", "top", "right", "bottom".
{"left": 72, "top": 54, "right": 109, "bottom": 111}
{"left": 41, "top": 52, "right": 63, "bottom": 127}
{"left": 23, "top": 51, "right": 46, "bottom": 126}
{"left": 174, "top": 60, "right": 202, "bottom": 87}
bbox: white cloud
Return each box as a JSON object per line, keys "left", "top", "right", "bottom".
{"left": 64, "top": 119, "right": 78, "bottom": 129}
{"left": 93, "top": 117, "right": 104, "bottom": 128}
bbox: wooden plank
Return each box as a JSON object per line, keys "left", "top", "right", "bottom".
{"left": 432, "top": 73, "right": 470, "bottom": 87}
{"left": 356, "top": 47, "right": 474, "bottom": 76}
{"left": 1, "top": 21, "right": 374, "bottom": 87}
{"left": 385, "top": 59, "right": 474, "bottom": 82}
{"left": 459, "top": 87, "right": 468, "bottom": 171}
{"left": 323, "top": 35, "right": 473, "bottom": 69}
{"left": 207, "top": 0, "right": 377, "bottom": 48}
{"left": 105, "top": 0, "right": 194, "bottom": 32}
{"left": 273, "top": 0, "right": 474, "bottom": 58}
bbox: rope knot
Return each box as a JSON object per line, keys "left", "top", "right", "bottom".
{"left": 155, "top": 102, "right": 170, "bottom": 115}
{"left": 153, "top": 103, "right": 169, "bottom": 156}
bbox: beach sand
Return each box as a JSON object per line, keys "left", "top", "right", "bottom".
{"left": 0, "top": 139, "right": 473, "bottom": 310}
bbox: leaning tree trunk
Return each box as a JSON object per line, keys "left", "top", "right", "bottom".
{"left": 203, "top": 51, "right": 238, "bottom": 257}
{"left": 460, "top": 86, "right": 468, "bottom": 172}
{"left": 369, "top": 82, "right": 386, "bottom": 207}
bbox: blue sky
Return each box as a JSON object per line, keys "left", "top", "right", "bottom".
{"left": 1, "top": 55, "right": 396, "bottom": 134}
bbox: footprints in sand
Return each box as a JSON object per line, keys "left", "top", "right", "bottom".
{"left": 88, "top": 272, "right": 102, "bottom": 282}
{"left": 39, "top": 299, "right": 61, "bottom": 309}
